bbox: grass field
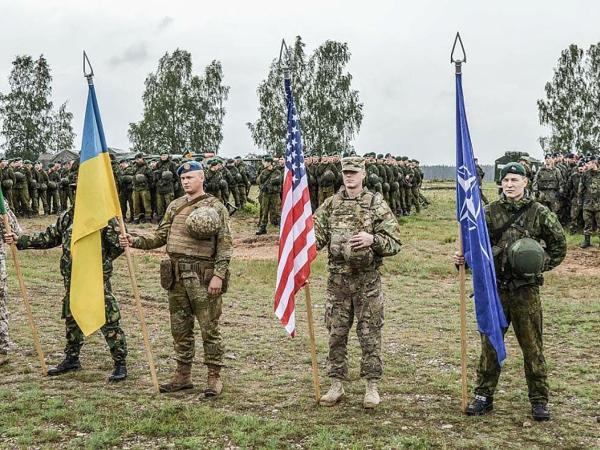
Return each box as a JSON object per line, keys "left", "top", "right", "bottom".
{"left": 0, "top": 182, "right": 599, "bottom": 449}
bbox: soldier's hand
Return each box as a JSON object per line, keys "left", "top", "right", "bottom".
{"left": 3, "top": 232, "right": 18, "bottom": 246}
{"left": 208, "top": 276, "right": 223, "bottom": 296}
{"left": 348, "top": 232, "right": 374, "bottom": 250}
{"left": 118, "top": 233, "right": 134, "bottom": 248}
{"left": 453, "top": 251, "right": 466, "bottom": 266}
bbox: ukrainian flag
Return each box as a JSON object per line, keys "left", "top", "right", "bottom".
{"left": 70, "top": 82, "right": 121, "bottom": 336}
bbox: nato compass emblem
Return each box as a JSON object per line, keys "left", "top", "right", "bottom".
{"left": 457, "top": 165, "right": 481, "bottom": 231}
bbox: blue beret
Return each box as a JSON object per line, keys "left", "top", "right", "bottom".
{"left": 176, "top": 160, "right": 203, "bottom": 177}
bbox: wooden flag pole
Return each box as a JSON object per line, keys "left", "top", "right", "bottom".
{"left": 303, "top": 283, "right": 321, "bottom": 402}
{"left": 117, "top": 217, "right": 159, "bottom": 394}
{"left": 457, "top": 223, "right": 468, "bottom": 412}
{"left": 2, "top": 215, "right": 47, "bottom": 376}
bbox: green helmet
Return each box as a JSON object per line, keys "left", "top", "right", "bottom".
{"left": 508, "top": 238, "right": 545, "bottom": 278}
{"left": 185, "top": 206, "right": 221, "bottom": 239}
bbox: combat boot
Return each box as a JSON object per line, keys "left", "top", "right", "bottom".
{"left": 108, "top": 361, "right": 127, "bottom": 382}
{"left": 204, "top": 364, "right": 223, "bottom": 397}
{"left": 466, "top": 395, "right": 493, "bottom": 416}
{"left": 531, "top": 402, "right": 550, "bottom": 422}
{"left": 363, "top": 379, "right": 380, "bottom": 409}
{"left": 159, "top": 361, "right": 193, "bottom": 393}
{"left": 255, "top": 226, "right": 267, "bottom": 236}
{"left": 47, "top": 356, "right": 82, "bottom": 376}
{"left": 580, "top": 235, "right": 591, "bottom": 249}
{"left": 319, "top": 379, "right": 344, "bottom": 407}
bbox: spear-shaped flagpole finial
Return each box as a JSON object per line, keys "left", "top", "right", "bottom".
{"left": 83, "top": 51, "right": 94, "bottom": 85}
{"left": 278, "top": 39, "right": 294, "bottom": 80}
{"left": 451, "top": 32, "right": 467, "bottom": 74}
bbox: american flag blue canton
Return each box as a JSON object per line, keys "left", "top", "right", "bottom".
{"left": 285, "top": 79, "right": 306, "bottom": 189}
{"left": 456, "top": 73, "right": 508, "bottom": 365}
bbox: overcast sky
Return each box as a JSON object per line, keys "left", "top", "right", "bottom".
{"left": 1, "top": 0, "right": 599, "bottom": 164}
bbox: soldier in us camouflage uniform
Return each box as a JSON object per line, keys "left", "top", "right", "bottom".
{"left": 256, "top": 156, "right": 282, "bottom": 235}
{"left": 4, "top": 208, "right": 129, "bottom": 381}
{"left": 314, "top": 156, "right": 401, "bottom": 409}
{"left": 120, "top": 160, "right": 232, "bottom": 398}
{"left": 0, "top": 201, "right": 21, "bottom": 365}
{"left": 457, "top": 162, "right": 566, "bottom": 422}
{"left": 578, "top": 156, "right": 600, "bottom": 249}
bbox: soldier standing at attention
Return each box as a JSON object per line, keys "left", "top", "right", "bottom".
{"left": 455, "top": 162, "right": 566, "bottom": 422}
{"left": 532, "top": 154, "right": 563, "bottom": 216}
{"left": 4, "top": 209, "right": 129, "bottom": 381}
{"left": 255, "top": 156, "right": 281, "bottom": 235}
{"left": 314, "top": 156, "right": 401, "bottom": 409}
{"left": 119, "top": 161, "right": 232, "bottom": 397}
{"left": 0, "top": 201, "right": 21, "bottom": 366}
{"left": 578, "top": 156, "right": 600, "bottom": 249}
{"left": 154, "top": 151, "right": 178, "bottom": 219}
{"left": 1, "top": 158, "right": 15, "bottom": 210}
{"left": 132, "top": 153, "right": 152, "bottom": 223}
{"left": 47, "top": 163, "right": 61, "bottom": 214}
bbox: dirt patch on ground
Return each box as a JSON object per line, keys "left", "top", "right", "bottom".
{"left": 233, "top": 231, "right": 279, "bottom": 260}
{"left": 555, "top": 246, "right": 600, "bottom": 276}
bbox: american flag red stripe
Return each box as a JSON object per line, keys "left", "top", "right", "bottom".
{"left": 274, "top": 78, "right": 317, "bottom": 337}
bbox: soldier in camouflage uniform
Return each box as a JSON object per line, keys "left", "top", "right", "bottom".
{"left": 0, "top": 201, "right": 21, "bottom": 366}
{"left": 120, "top": 160, "right": 232, "bottom": 397}
{"left": 314, "top": 156, "right": 401, "bottom": 409}
{"left": 1, "top": 158, "right": 15, "bottom": 210}
{"left": 456, "top": 162, "right": 566, "bottom": 422}
{"left": 568, "top": 161, "right": 586, "bottom": 235}
{"left": 234, "top": 156, "right": 252, "bottom": 206}
{"left": 47, "top": 163, "right": 61, "bottom": 214}
{"left": 532, "top": 154, "right": 563, "bottom": 216}
{"left": 578, "top": 156, "right": 600, "bottom": 248}
{"left": 59, "top": 162, "right": 73, "bottom": 211}
{"left": 4, "top": 208, "right": 129, "bottom": 381}
{"left": 13, "top": 159, "right": 31, "bottom": 217}
{"left": 34, "top": 162, "right": 49, "bottom": 215}
{"left": 132, "top": 153, "right": 153, "bottom": 223}
{"left": 119, "top": 160, "right": 135, "bottom": 221}
{"left": 475, "top": 158, "right": 489, "bottom": 204}
{"left": 154, "top": 152, "right": 178, "bottom": 219}
{"left": 256, "top": 156, "right": 282, "bottom": 235}
{"left": 225, "top": 159, "right": 242, "bottom": 208}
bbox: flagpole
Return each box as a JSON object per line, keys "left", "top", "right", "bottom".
{"left": 2, "top": 215, "right": 47, "bottom": 376}
{"left": 83, "top": 52, "right": 159, "bottom": 394}
{"left": 304, "top": 283, "right": 321, "bottom": 402}
{"left": 117, "top": 217, "right": 160, "bottom": 394}
{"left": 452, "top": 32, "right": 468, "bottom": 413}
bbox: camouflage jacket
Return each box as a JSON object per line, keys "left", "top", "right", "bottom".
{"left": 257, "top": 168, "right": 281, "bottom": 194}
{"left": 132, "top": 194, "right": 233, "bottom": 279}
{"left": 567, "top": 169, "right": 583, "bottom": 201}
{"left": 485, "top": 192, "right": 566, "bottom": 284}
{"left": 532, "top": 166, "right": 563, "bottom": 193}
{"left": 133, "top": 161, "right": 152, "bottom": 191}
{"left": 577, "top": 168, "right": 600, "bottom": 211}
{"left": 204, "top": 169, "right": 222, "bottom": 196}
{"left": 16, "top": 209, "right": 124, "bottom": 288}
{"left": 314, "top": 187, "right": 401, "bottom": 274}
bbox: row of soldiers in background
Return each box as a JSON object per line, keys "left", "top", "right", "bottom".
{"left": 114, "top": 152, "right": 252, "bottom": 224}
{"left": 253, "top": 152, "right": 430, "bottom": 236}
{"left": 525, "top": 152, "right": 600, "bottom": 248}
{"left": 0, "top": 157, "right": 78, "bottom": 217}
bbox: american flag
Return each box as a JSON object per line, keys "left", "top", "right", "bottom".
{"left": 274, "top": 78, "right": 317, "bottom": 337}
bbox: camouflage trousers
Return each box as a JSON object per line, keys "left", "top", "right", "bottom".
{"left": 475, "top": 285, "right": 548, "bottom": 404}
{"left": 570, "top": 204, "right": 583, "bottom": 233}
{"left": 59, "top": 187, "right": 73, "bottom": 211}
{"left": 229, "top": 185, "right": 241, "bottom": 208}
{"left": 119, "top": 190, "right": 133, "bottom": 220}
{"left": 318, "top": 186, "right": 335, "bottom": 206}
{"left": 259, "top": 193, "right": 280, "bottom": 227}
{"left": 325, "top": 270, "right": 384, "bottom": 380}
{"left": 237, "top": 184, "right": 248, "bottom": 206}
{"left": 0, "top": 258, "right": 10, "bottom": 354}
{"left": 582, "top": 209, "right": 600, "bottom": 236}
{"left": 132, "top": 189, "right": 152, "bottom": 219}
{"left": 48, "top": 189, "right": 60, "bottom": 213}
{"left": 156, "top": 192, "right": 174, "bottom": 218}
{"left": 168, "top": 272, "right": 224, "bottom": 366}
{"left": 62, "top": 285, "right": 128, "bottom": 362}
{"left": 13, "top": 188, "right": 31, "bottom": 214}
{"left": 410, "top": 187, "right": 421, "bottom": 213}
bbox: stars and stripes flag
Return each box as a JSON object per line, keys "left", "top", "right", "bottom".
{"left": 274, "top": 78, "right": 317, "bottom": 337}
{"left": 455, "top": 71, "right": 507, "bottom": 364}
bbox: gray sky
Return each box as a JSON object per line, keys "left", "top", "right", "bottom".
{"left": 1, "top": 0, "right": 599, "bottom": 164}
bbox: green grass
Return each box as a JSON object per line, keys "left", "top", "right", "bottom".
{"left": 0, "top": 181, "right": 598, "bottom": 449}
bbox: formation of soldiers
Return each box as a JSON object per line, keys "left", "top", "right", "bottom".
{"left": 254, "top": 152, "right": 430, "bottom": 235}
{"left": 528, "top": 152, "right": 600, "bottom": 248}
{"left": 0, "top": 157, "right": 77, "bottom": 217}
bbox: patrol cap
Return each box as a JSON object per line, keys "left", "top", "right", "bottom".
{"left": 341, "top": 156, "right": 365, "bottom": 172}
{"left": 176, "top": 160, "right": 203, "bottom": 177}
{"left": 500, "top": 162, "right": 526, "bottom": 179}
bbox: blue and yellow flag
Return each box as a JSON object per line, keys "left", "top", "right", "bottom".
{"left": 70, "top": 83, "right": 121, "bottom": 336}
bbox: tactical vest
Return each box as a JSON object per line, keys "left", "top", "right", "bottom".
{"left": 327, "top": 190, "right": 377, "bottom": 268}
{"left": 536, "top": 168, "right": 560, "bottom": 190}
{"left": 488, "top": 199, "right": 545, "bottom": 285}
{"left": 166, "top": 196, "right": 219, "bottom": 260}
{"left": 581, "top": 170, "right": 600, "bottom": 211}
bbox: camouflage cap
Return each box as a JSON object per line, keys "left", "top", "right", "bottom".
{"left": 500, "top": 162, "right": 526, "bottom": 179}
{"left": 341, "top": 156, "right": 365, "bottom": 172}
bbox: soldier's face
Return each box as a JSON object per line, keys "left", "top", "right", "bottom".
{"left": 342, "top": 169, "right": 366, "bottom": 189}
{"left": 161, "top": 154, "right": 169, "bottom": 161}
{"left": 180, "top": 170, "right": 204, "bottom": 194}
{"left": 588, "top": 161, "right": 597, "bottom": 171}
{"left": 501, "top": 174, "right": 527, "bottom": 199}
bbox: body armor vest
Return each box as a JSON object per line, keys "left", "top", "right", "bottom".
{"left": 536, "top": 168, "right": 560, "bottom": 190}
{"left": 166, "top": 196, "right": 219, "bottom": 260}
